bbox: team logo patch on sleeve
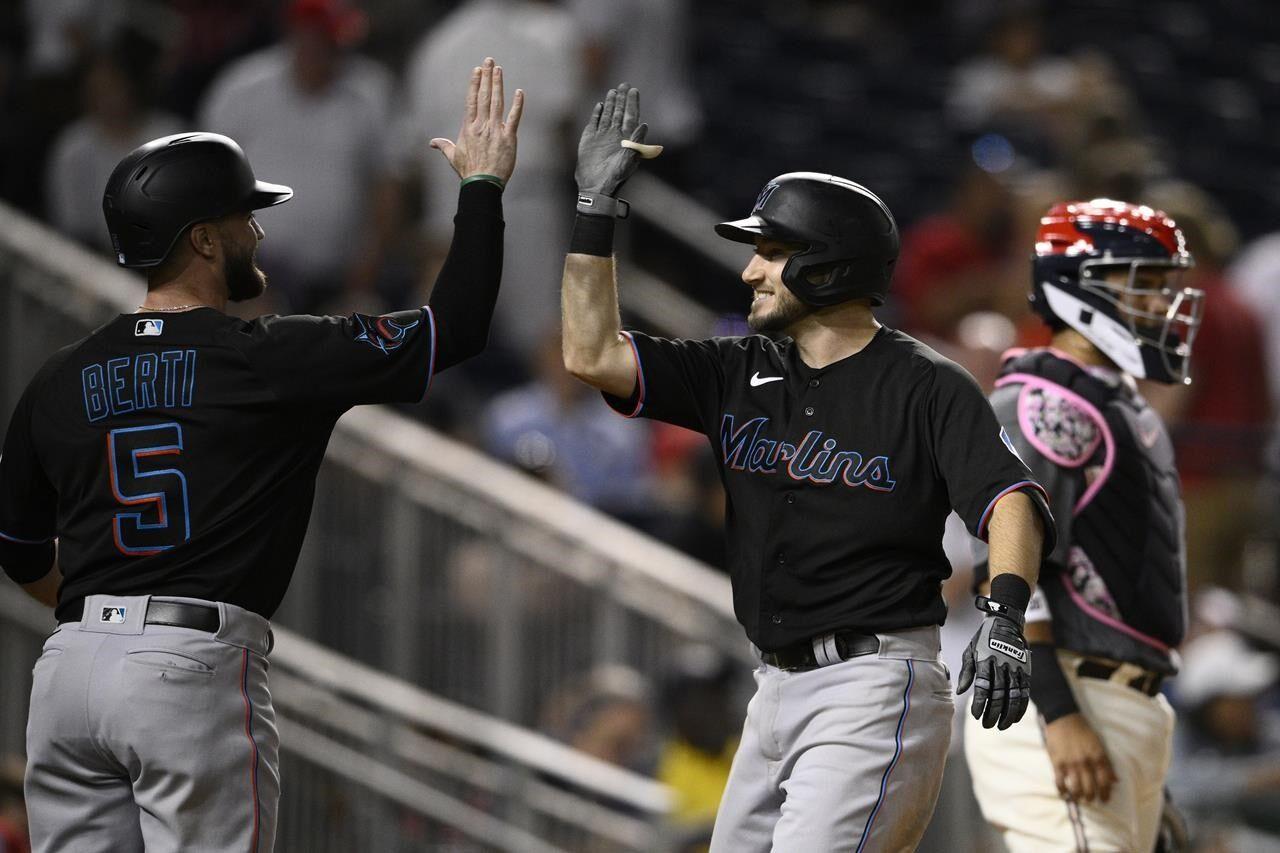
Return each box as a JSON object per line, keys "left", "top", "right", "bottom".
{"left": 353, "top": 313, "right": 419, "bottom": 354}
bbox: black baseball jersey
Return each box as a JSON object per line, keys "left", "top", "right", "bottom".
{"left": 980, "top": 348, "right": 1185, "bottom": 674}
{"left": 0, "top": 306, "right": 440, "bottom": 622}
{"left": 604, "top": 326, "right": 1055, "bottom": 651}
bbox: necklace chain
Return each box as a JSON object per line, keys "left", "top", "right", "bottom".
{"left": 136, "top": 303, "right": 203, "bottom": 313}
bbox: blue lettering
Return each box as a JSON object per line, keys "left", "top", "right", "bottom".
{"left": 720, "top": 415, "right": 769, "bottom": 470}
{"left": 720, "top": 412, "right": 895, "bottom": 493}
{"left": 160, "top": 351, "right": 183, "bottom": 407}
{"left": 107, "top": 357, "right": 133, "bottom": 415}
{"left": 82, "top": 365, "right": 109, "bottom": 422}
{"left": 134, "top": 354, "right": 159, "bottom": 410}
{"left": 181, "top": 350, "right": 197, "bottom": 407}
{"left": 860, "top": 456, "right": 897, "bottom": 492}
{"left": 786, "top": 431, "right": 825, "bottom": 481}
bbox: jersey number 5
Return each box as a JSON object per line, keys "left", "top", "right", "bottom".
{"left": 107, "top": 423, "right": 191, "bottom": 556}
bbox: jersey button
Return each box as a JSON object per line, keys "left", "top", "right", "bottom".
{"left": 771, "top": 614, "right": 783, "bottom": 624}
{"left": 809, "top": 379, "right": 820, "bottom": 388}
{"left": 804, "top": 406, "right": 815, "bottom": 416}
{"left": 785, "top": 493, "right": 796, "bottom": 504}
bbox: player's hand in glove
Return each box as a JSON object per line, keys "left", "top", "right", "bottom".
{"left": 1044, "top": 712, "right": 1117, "bottom": 803}
{"left": 958, "top": 588, "right": 1031, "bottom": 730}
{"left": 431, "top": 57, "right": 524, "bottom": 185}
{"left": 575, "top": 84, "right": 660, "bottom": 216}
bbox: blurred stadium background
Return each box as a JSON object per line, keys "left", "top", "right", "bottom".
{"left": 2, "top": 0, "right": 1280, "bottom": 850}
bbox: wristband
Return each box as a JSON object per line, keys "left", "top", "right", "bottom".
{"left": 461, "top": 173, "right": 505, "bottom": 190}
{"left": 1030, "top": 642, "right": 1079, "bottom": 723}
{"left": 576, "top": 192, "right": 630, "bottom": 219}
{"left": 569, "top": 212, "right": 615, "bottom": 257}
{"left": 989, "top": 572, "right": 1032, "bottom": 613}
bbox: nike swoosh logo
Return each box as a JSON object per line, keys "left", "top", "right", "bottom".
{"left": 750, "top": 372, "right": 784, "bottom": 387}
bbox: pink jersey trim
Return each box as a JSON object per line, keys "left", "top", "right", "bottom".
{"left": 977, "top": 480, "right": 1049, "bottom": 541}
{"left": 1058, "top": 573, "right": 1172, "bottom": 654}
{"left": 421, "top": 306, "right": 438, "bottom": 401}
{"left": 995, "top": 373, "right": 1114, "bottom": 514}
{"left": 614, "top": 331, "right": 646, "bottom": 418}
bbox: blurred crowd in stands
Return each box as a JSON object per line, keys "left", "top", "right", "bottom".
{"left": 2, "top": 0, "right": 1279, "bottom": 849}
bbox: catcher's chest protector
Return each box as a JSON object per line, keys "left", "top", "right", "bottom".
{"left": 1000, "top": 350, "right": 1187, "bottom": 674}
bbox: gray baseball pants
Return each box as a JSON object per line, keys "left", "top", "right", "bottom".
{"left": 24, "top": 594, "right": 278, "bottom": 853}
{"left": 709, "top": 626, "right": 954, "bottom": 853}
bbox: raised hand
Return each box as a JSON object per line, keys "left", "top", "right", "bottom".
{"left": 431, "top": 57, "right": 524, "bottom": 185}
{"left": 576, "top": 83, "right": 654, "bottom": 198}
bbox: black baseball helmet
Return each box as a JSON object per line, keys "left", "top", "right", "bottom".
{"left": 715, "top": 172, "right": 900, "bottom": 307}
{"left": 103, "top": 132, "right": 293, "bottom": 268}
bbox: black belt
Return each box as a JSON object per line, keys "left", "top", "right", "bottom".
{"left": 62, "top": 599, "right": 221, "bottom": 633}
{"left": 762, "top": 630, "right": 880, "bottom": 671}
{"left": 1075, "top": 658, "right": 1164, "bottom": 697}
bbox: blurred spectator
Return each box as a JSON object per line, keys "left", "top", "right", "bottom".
{"left": 656, "top": 646, "right": 738, "bottom": 848}
{"left": 567, "top": 0, "right": 701, "bottom": 182}
{"left": 894, "top": 163, "right": 1015, "bottom": 341}
{"left": 542, "top": 665, "right": 655, "bottom": 773}
{"left": 654, "top": 448, "right": 726, "bottom": 571}
{"left": 946, "top": 6, "right": 1082, "bottom": 151}
{"left": 1167, "top": 630, "right": 1280, "bottom": 846}
{"left": 405, "top": 0, "right": 584, "bottom": 357}
{"left": 0, "top": 756, "right": 28, "bottom": 853}
{"left": 482, "top": 332, "right": 656, "bottom": 525}
{"left": 159, "top": 0, "right": 279, "bottom": 118}
{"left": 45, "top": 34, "right": 183, "bottom": 252}
{"left": 199, "top": 0, "right": 402, "bottom": 314}
{"left": 1143, "top": 182, "right": 1271, "bottom": 592}
{"left": 1229, "top": 232, "right": 1280, "bottom": 410}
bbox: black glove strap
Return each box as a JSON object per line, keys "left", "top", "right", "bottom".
{"left": 975, "top": 595, "right": 1026, "bottom": 629}
{"left": 576, "top": 192, "right": 630, "bottom": 219}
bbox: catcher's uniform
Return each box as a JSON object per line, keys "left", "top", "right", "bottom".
{"left": 966, "top": 348, "right": 1186, "bottom": 852}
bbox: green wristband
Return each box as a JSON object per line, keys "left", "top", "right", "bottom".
{"left": 460, "top": 174, "right": 505, "bottom": 190}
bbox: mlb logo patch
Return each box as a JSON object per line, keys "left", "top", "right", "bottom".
{"left": 100, "top": 606, "right": 127, "bottom": 624}
{"left": 135, "top": 319, "right": 164, "bottom": 337}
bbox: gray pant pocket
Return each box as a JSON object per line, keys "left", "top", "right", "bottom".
{"left": 125, "top": 649, "right": 216, "bottom": 675}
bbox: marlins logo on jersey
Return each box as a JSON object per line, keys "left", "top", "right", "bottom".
{"left": 354, "top": 314, "right": 419, "bottom": 354}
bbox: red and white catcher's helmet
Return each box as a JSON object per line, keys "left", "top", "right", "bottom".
{"left": 1030, "top": 199, "right": 1203, "bottom": 384}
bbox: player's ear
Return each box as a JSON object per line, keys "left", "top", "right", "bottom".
{"left": 187, "top": 222, "right": 219, "bottom": 263}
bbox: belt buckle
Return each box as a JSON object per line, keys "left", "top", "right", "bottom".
{"left": 811, "top": 632, "right": 842, "bottom": 667}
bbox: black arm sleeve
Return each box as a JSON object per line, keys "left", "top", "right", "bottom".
{"left": 428, "top": 181, "right": 505, "bottom": 371}
{"left": 1030, "top": 641, "right": 1080, "bottom": 723}
{"left": 0, "top": 539, "right": 56, "bottom": 584}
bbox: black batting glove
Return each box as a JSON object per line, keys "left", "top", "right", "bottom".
{"left": 957, "top": 595, "right": 1031, "bottom": 730}
{"left": 575, "top": 84, "right": 650, "bottom": 216}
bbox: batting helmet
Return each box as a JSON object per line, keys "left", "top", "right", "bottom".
{"left": 715, "top": 172, "right": 899, "bottom": 307}
{"left": 103, "top": 133, "right": 293, "bottom": 268}
{"left": 1031, "top": 199, "right": 1202, "bottom": 384}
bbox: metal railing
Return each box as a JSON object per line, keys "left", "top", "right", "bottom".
{"left": 0, "top": 585, "right": 670, "bottom": 851}
{"left": 0, "top": 196, "right": 997, "bottom": 853}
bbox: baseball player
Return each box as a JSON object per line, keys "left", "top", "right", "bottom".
{"left": 964, "top": 199, "right": 1202, "bottom": 852}
{"left": 0, "top": 58, "right": 521, "bottom": 852}
{"left": 560, "top": 84, "right": 1056, "bottom": 851}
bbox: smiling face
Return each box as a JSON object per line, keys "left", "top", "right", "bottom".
{"left": 742, "top": 237, "right": 812, "bottom": 333}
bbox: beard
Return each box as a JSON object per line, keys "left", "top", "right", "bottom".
{"left": 747, "top": 283, "right": 811, "bottom": 333}
{"left": 225, "top": 242, "right": 267, "bottom": 303}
